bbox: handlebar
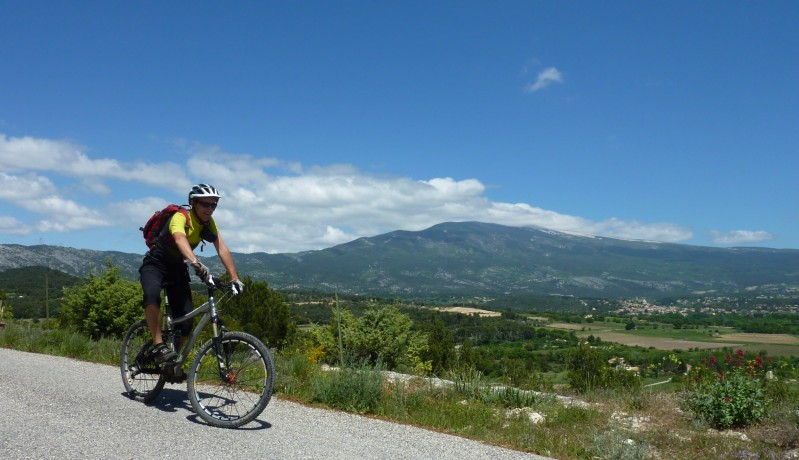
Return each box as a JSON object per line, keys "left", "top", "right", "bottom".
{"left": 205, "top": 276, "right": 231, "bottom": 291}
{"left": 214, "top": 277, "right": 227, "bottom": 289}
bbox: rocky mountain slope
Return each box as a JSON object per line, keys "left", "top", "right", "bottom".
{"left": 2, "top": 222, "right": 798, "bottom": 299}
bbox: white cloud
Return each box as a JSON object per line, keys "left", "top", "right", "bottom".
{"left": 525, "top": 67, "right": 564, "bottom": 93}
{"left": 0, "top": 173, "right": 57, "bottom": 199}
{"left": 0, "top": 134, "right": 83, "bottom": 172}
{"left": 710, "top": 230, "right": 773, "bottom": 245}
{"left": 0, "top": 216, "right": 29, "bottom": 235}
{"left": 0, "top": 172, "right": 113, "bottom": 233}
{"left": 1, "top": 133, "right": 699, "bottom": 253}
{"left": 0, "top": 134, "right": 189, "bottom": 189}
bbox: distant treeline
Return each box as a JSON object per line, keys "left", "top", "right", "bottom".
{"left": 643, "top": 311, "right": 799, "bottom": 335}
{"left": 0, "top": 266, "right": 82, "bottom": 318}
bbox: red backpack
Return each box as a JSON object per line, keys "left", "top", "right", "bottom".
{"left": 140, "top": 204, "right": 190, "bottom": 250}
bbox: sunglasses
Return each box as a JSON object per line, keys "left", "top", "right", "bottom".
{"left": 196, "top": 201, "right": 218, "bottom": 209}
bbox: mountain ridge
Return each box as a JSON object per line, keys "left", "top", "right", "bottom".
{"left": 2, "top": 221, "right": 798, "bottom": 300}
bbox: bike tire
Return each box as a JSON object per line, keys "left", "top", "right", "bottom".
{"left": 187, "top": 331, "right": 275, "bottom": 428}
{"left": 120, "top": 319, "right": 165, "bottom": 403}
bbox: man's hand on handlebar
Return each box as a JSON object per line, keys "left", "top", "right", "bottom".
{"left": 191, "top": 261, "right": 213, "bottom": 284}
{"left": 231, "top": 279, "right": 245, "bottom": 296}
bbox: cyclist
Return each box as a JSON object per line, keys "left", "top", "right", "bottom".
{"left": 139, "top": 183, "right": 245, "bottom": 364}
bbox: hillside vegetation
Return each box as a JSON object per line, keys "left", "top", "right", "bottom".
{"left": 0, "top": 266, "right": 82, "bottom": 318}
{"left": 2, "top": 261, "right": 799, "bottom": 458}
{"left": 2, "top": 222, "right": 799, "bottom": 301}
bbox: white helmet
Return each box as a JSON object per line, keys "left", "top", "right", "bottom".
{"left": 188, "top": 183, "right": 222, "bottom": 202}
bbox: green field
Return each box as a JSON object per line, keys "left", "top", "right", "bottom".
{"left": 546, "top": 321, "right": 799, "bottom": 356}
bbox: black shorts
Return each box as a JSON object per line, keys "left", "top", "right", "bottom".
{"left": 139, "top": 254, "right": 194, "bottom": 337}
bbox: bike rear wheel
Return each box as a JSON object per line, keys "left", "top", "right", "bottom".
{"left": 120, "top": 320, "right": 165, "bottom": 403}
{"left": 187, "top": 331, "right": 275, "bottom": 428}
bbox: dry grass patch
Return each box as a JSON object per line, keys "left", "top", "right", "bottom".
{"left": 436, "top": 306, "right": 501, "bottom": 317}
{"left": 718, "top": 333, "right": 799, "bottom": 345}
{"left": 526, "top": 316, "right": 549, "bottom": 322}
{"left": 592, "top": 332, "right": 739, "bottom": 350}
{"left": 547, "top": 322, "right": 587, "bottom": 330}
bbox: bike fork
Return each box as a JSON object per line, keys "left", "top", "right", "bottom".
{"left": 212, "top": 334, "right": 234, "bottom": 382}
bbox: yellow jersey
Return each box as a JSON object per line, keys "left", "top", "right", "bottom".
{"left": 169, "top": 209, "right": 219, "bottom": 249}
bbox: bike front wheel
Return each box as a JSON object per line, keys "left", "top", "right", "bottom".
{"left": 120, "top": 319, "right": 165, "bottom": 403}
{"left": 187, "top": 331, "right": 275, "bottom": 428}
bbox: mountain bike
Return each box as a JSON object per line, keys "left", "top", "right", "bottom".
{"left": 120, "top": 278, "right": 275, "bottom": 428}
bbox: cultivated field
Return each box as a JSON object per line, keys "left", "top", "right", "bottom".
{"left": 435, "top": 306, "right": 502, "bottom": 317}
{"left": 717, "top": 332, "right": 799, "bottom": 345}
{"left": 547, "top": 322, "right": 588, "bottom": 330}
{"left": 546, "top": 322, "right": 799, "bottom": 355}
{"left": 584, "top": 331, "right": 741, "bottom": 350}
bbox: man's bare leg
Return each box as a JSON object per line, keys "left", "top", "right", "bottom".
{"left": 144, "top": 304, "right": 164, "bottom": 344}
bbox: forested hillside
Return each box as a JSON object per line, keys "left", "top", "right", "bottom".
{"left": 0, "top": 266, "right": 82, "bottom": 318}
{"left": 3, "top": 221, "right": 799, "bottom": 301}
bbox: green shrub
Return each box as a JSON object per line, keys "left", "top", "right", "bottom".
{"left": 566, "top": 343, "right": 641, "bottom": 393}
{"left": 483, "top": 386, "right": 539, "bottom": 408}
{"left": 685, "top": 372, "right": 769, "bottom": 430}
{"left": 222, "top": 277, "right": 294, "bottom": 348}
{"left": 323, "top": 303, "right": 431, "bottom": 374}
{"left": 59, "top": 264, "right": 141, "bottom": 339}
{"left": 683, "top": 349, "right": 771, "bottom": 429}
{"left": 447, "top": 366, "right": 539, "bottom": 407}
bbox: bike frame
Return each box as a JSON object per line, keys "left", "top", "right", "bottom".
{"left": 163, "top": 283, "right": 229, "bottom": 378}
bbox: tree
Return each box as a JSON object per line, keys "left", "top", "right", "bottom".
{"left": 223, "top": 277, "right": 294, "bottom": 348}
{"left": 326, "top": 303, "right": 431, "bottom": 374}
{"left": 424, "top": 313, "right": 456, "bottom": 375}
{"left": 0, "top": 289, "right": 11, "bottom": 321}
{"left": 566, "top": 342, "right": 641, "bottom": 394}
{"left": 456, "top": 339, "right": 479, "bottom": 370}
{"left": 566, "top": 343, "right": 607, "bottom": 393}
{"left": 59, "top": 263, "right": 141, "bottom": 339}
{"left": 501, "top": 357, "right": 528, "bottom": 386}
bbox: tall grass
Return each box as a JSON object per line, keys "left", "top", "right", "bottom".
{"left": 449, "top": 366, "right": 541, "bottom": 407}
{"left": 311, "top": 361, "right": 384, "bottom": 413}
{"left": 1, "top": 321, "right": 119, "bottom": 364}
{"left": 274, "top": 348, "right": 318, "bottom": 400}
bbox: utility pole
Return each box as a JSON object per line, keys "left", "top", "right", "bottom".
{"left": 45, "top": 272, "right": 49, "bottom": 320}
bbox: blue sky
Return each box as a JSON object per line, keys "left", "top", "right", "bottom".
{"left": 1, "top": 1, "right": 797, "bottom": 255}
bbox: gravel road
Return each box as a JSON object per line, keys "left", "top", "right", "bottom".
{"left": 0, "top": 348, "right": 552, "bottom": 460}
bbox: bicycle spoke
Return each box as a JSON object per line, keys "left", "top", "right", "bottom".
{"left": 120, "top": 320, "right": 165, "bottom": 402}
{"left": 188, "top": 332, "right": 274, "bottom": 428}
